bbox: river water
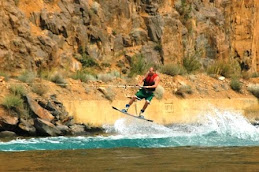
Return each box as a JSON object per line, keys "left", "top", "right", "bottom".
{"left": 0, "top": 108, "right": 258, "bottom": 171}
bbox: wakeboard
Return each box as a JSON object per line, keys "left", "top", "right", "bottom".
{"left": 112, "top": 106, "right": 153, "bottom": 122}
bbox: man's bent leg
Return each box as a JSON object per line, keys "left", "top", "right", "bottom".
{"left": 123, "top": 97, "right": 137, "bottom": 112}
{"left": 129, "top": 96, "right": 137, "bottom": 106}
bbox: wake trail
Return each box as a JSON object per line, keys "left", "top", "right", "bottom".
{"left": 105, "top": 107, "right": 259, "bottom": 141}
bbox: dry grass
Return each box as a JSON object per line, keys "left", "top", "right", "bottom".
{"left": 50, "top": 73, "right": 67, "bottom": 88}
{"left": 207, "top": 60, "right": 241, "bottom": 78}
{"left": 31, "top": 83, "right": 47, "bottom": 96}
{"left": 2, "top": 94, "right": 23, "bottom": 110}
{"left": 154, "top": 85, "right": 164, "bottom": 100}
{"left": 160, "top": 64, "right": 187, "bottom": 76}
{"left": 175, "top": 85, "right": 193, "bottom": 97}
{"left": 18, "top": 71, "right": 36, "bottom": 83}
{"left": 9, "top": 85, "right": 26, "bottom": 97}
{"left": 97, "top": 73, "right": 114, "bottom": 83}
{"left": 72, "top": 71, "right": 96, "bottom": 83}
{"left": 183, "top": 57, "right": 201, "bottom": 74}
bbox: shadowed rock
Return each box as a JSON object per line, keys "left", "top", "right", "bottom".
{"left": 0, "top": 131, "right": 17, "bottom": 138}
{"left": 56, "top": 124, "right": 71, "bottom": 135}
{"left": 18, "top": 118, "right": 36, "bottom": 135}
{"left": 34, "top": 118, "right": 61, "bottom": 136}
{"left": 70, "top": 124, "right": 88, "bottom": 136}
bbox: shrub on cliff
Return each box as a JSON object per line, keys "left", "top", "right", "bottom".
{"left": 183, "top": 57, "right": 201, "bottom": 74}
{"left": 10, "top": 85, "right": 26, "bottom": 97}
{"left": 31, "top": 83, "right": 47, "bottom": 96}
{"left": 2, "top": 94, "right": 23, "bottom": 110}
{"left": 18, "top": 71, "right": 36, "bottom": 84}
{"left": 50, "top": 73, "right": 67, "bottom": 88}
{"left": 207, "top": 60, "right": 241, "bottom": 78}
{"left": 160, "top": 64, "right": 186, "bottom": 76}
{"left": 75, "top": 53, "right": 99, "bottom": 68}
{"left": 230, "top": 78, "right": 242, "bottom": 92}
{"left": 72, "top": 71, "right": 96, "bottom": 83}
{"left": 38, "top": 68, "right": 53, "bottom": 80}
{"left": 128, "top": 54, "right": 149, "bottom": 77}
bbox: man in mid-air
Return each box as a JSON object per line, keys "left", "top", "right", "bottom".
{"left": 123, "top": 67, "right": 160, "bottom": 118}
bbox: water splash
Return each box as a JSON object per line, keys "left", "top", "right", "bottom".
{"left": 196, "top": 108, "right": 259, "bottom": 141}
{"left": 0, "top": 107, "right": 258, "bottom": 151}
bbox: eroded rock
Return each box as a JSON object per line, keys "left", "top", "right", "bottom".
{"left": 26, "top": 95, "right": 54, "bottom": 122}
{"left": 34, "top": 118, "right": 61, "bottom": 136}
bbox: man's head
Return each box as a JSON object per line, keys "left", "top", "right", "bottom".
{"left": 148, "top": 67, "right": 155, "bottom": 75}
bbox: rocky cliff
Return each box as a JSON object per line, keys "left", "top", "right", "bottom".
{"left": 0, "top": 0, "right": 258, "bottom": 73}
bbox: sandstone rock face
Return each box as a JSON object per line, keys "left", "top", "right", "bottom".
{"left": 26, "top": 95, "right": 55, "bottom": 122}
{"left": 0, "top": 0, "right": 258, "bottom": 72}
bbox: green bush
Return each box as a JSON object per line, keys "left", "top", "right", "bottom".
{"left": 230, "top": 78, "right": 242, "bottom": 92}
{"left": 9, "top": 85, "right": 26, "bottom": 97}
{"left": 160, "top": 64, "right": 187, "bottom": 76}
{"left": 128, "top": 54, "right": 149, "bottom": 77}
{"left": 207, "top": 60, "right": 241, "bottom": 78}
{"left": 75, "top": 53, "right": 99, "bottom": 68}
{"left": 2, "top": 94, "right": 23, "bottom": 110}
{"left": 38, "top": 68, "right": 52, "bottom": 80}
{"left": 51, "top": 73, "right": 67, "bottom": 88}
{"left": 18, "top": 71, "right": 36, "bottom": 83}
{"left": 183, "top": 57, "right": 201, "bottom": 73}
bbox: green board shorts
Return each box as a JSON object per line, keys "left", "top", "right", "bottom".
{"left": 135, "top": 88, "right": 154, "bottom": 103}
